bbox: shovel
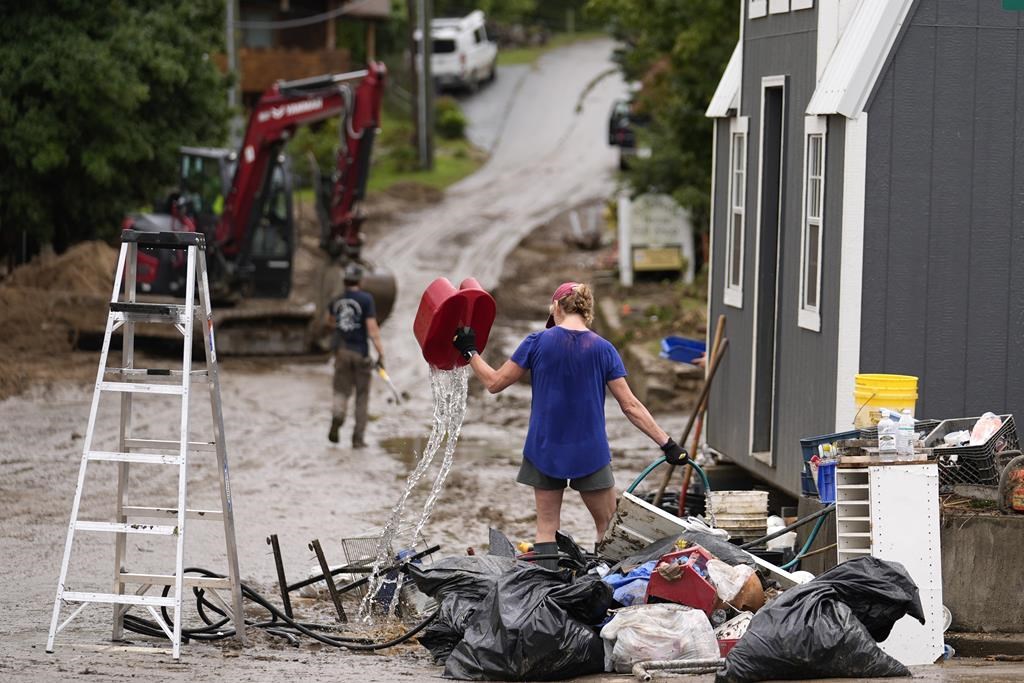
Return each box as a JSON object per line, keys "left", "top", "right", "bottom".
{"left": 377, "top": 365, "right": 403, "bottom": 405}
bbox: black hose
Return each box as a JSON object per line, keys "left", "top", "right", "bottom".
{"left": 121, "top": 566, "right": 438, "bottom": 651}
{"left": 737, "top": 503, "right": 836, "bottom": 550}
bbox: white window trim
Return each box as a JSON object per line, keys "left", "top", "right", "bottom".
{"left": 724, "top": 116, "right": 749, "bottom": 309}
{"left": 792, "top": 0, "right": 814, "bottom": 10}
{"left": 750, "top": 0, "right": 767, "bottom": 19}
{"left": 769, "top": 0, "right": 790, "bottom": 14}
{"left": 799, "top": 115, "right": 827, "bottom": 332}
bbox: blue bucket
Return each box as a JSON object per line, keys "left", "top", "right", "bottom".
{"left": 660, "top": 336, "right": 707, "bottom": 364}
{"left": 817, "top": 462, "right": 837, "bottom": 504}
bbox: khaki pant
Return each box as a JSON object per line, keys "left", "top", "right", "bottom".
{"left": 332, "top": 348, "right": 372, "bottom": 443}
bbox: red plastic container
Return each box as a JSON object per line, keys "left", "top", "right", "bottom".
{"left": 718, "top": 638, "right": 739, "bottom": 657}
{"left": 644, "top": 546, "right": 720, "bottom": 616}
{"left": 413, "top": 277, "right": 496, "bottom": 370}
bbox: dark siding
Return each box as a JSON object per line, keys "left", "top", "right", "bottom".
{"left": 708, "top": 6, "right": 838, "bottom": 496}
{"left": 862, "top": 0, "right": 1024, "bottom": 420}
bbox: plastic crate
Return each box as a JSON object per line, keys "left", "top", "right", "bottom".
{"left": 817, "top": 461, "right": 837, "bottom": 504}
{"left": 799, "top": 430, "right": 859, "bottom": 496}
{"left": 645, "top": 546, "right": 719, "bottom": 616}
{"left": 923, "top": 415, "right": 1018, "bottom": 487}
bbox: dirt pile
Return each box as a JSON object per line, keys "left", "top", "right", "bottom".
{"left": 3, "top": 240, "right": 117, "bottom": 294}
{"left": 0, "top": 241, "right": 117, "bottom": 399}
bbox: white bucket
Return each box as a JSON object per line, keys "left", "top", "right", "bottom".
{"left": 707, "top": 490, "right": 769, "bottom": 515}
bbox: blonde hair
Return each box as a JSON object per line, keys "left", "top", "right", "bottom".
{"left": 555, "top": 283, "right": 594, "bottom": 326}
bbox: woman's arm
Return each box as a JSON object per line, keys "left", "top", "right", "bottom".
{"left": 608, "top": 377, "right": 670, "bottom": 446}
{"left": 468, "top": 356, "right": 526, "bottom": 394}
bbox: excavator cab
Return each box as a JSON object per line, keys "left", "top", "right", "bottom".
{"left": 178, "top": 146, "right": 295, "bottom": 299}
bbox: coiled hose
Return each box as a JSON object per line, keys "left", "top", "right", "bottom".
{"left": 122, "top": 566, "right": 437, "bottom": 650}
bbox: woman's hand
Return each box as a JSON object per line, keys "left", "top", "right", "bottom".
{"left": 660, "top": 437, "right": 689, "bottom": 466}
{"left": 453, "top": 326, "right": 478, "bottom": 360}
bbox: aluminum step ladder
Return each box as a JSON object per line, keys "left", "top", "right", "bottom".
{"left": 46, "top": 229, "right": 245, "bottom": 659}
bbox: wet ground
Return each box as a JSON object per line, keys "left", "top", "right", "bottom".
{"left": 2, "top": 38, "right": 1021, "bottom": 682}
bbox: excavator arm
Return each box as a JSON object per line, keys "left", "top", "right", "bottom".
{"left": 217, "top": 62, "right": 386, "bottom": 260}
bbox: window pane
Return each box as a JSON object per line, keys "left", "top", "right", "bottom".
{"left": 731, "top": 213, "right": 742, "bottom": 287}
{"left": 805, "top": 223, "right": 820, "bottom": 309}
{"left": 810, "top": 135, "right": 822, "bottom": 176}
{"left": 809, "top": 177, "right": 821, "bottom": 219}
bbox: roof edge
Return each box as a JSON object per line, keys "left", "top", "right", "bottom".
{"left": 706, "top": 42, "right": 742, "bottom": 118}
{"left": 806, "top": 0, "right": 916, "bottom": 118}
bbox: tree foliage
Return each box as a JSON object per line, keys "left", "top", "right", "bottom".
{"left": 585, "top": 0, "right": 737, "bottom": 232}
{"left": 0, "top": 1, "right": 230, "bottom": 253}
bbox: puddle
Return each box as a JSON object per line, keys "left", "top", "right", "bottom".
{"left": 380, "top": 436, "right": 427, "bottom": 467}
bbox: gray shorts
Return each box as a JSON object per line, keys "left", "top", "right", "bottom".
{"left": 517, "top": 457, "right": 615, "bottom": 492}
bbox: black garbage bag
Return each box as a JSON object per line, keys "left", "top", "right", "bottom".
{"left": 408, "top": 556, "right": 519, "bottom": 662}
{"left": 408, "top": 556, "right": 613, "bottom": 680}
{"left": 717, "top": 557, "right": 925, "bottom": 683}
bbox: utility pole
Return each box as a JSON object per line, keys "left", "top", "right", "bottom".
{"left": 416, "top": 0, "right": 434, "bottom": 170}
{"left": 225, "top": 0, "right": 243, "bottom": 147}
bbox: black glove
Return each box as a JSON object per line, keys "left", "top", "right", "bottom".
{"left": 453, "top": 326, "right": 478, "bottom": 360}
{"left": 661, "top": 437, "right": 689, "bottom": 466}
{"left": 375, "top": 355, "right": 385, "bottom": 370}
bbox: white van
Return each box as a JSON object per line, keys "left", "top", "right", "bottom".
{"left": 416, "top": 10, "right": 498, "bottom": 91}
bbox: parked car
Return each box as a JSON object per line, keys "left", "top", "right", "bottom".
{"left": 607, "top": 97, "right": 650, "bottom": 170}
{"left": 416, "top": 10, "right": 498, "bottom": 92}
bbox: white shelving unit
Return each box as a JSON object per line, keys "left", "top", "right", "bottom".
{"left": 835, "top": 462, "right": 944, "bottom": 666}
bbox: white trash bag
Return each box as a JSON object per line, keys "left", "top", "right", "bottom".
{"left": 600, "top": 603, "right": 719, "bottom": 673}
{"left": 707, "top": 558, "right": 756, "bottom": 603}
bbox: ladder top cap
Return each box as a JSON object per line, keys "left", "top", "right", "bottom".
{"left": 121, "top": 229, "right": 205, "bottom": 249}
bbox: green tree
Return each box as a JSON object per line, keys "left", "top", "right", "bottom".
{"left": 0, "top": 1, "right": 230, "bottom": 254}
{"left": 586, "top": 0, "right": 737, "bottom": 237}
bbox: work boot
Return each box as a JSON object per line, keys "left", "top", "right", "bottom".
{"left": 328, "top": 416, "right": 343, "bottom": 443}
{"left": 352, "top": 436, "right": 367, "bottom": 449}
{"left": 532, "top": 542, "right": 560, "bottom": 571}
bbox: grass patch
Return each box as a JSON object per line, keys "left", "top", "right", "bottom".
{"left": 497, "top": 31, "right": 607, "bottom": 66}
{"left": 367, "top": 138, "right": 484, "bottom": 193}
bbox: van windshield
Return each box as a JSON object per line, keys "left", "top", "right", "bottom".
{"left": 432, "top": 39, "right": 456, "bottom": 54}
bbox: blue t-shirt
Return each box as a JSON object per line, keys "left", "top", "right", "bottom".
{"left": 330, "top": 289, "right": 376, "bottom": 356}
{"left": 511, "top": 327, "right": 627, "bottom": 479}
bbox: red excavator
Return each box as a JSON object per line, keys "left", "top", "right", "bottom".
{"left": 123, "top": 62, "right": 396, "bottom": 353}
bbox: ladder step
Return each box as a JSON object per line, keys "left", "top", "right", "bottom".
{"left": 62, "top": 591, "right": 177, "bottom": 607}
{"left": 118, "top": 573, "right": 231, "bottom": 590}
{"left": 124, "top": 438, "right": 216, "bottom": 452}
{"left": 110, "top": 302, "right": 194, "bottom": 325}
{"left": 99, "top": 381, "right": 185, "bottom": 395}
{"left": 121, "top": 228, "right": 206, "bottom": 249}
{"left": 89, "top": 451, "right": 183, "bottom": 465}
{"left": 122, "top": 506, "right": 223, "bottom": 521}
{"left": 106, "top": 368, "right": 208, "bottom": 382}
{"left": 75, "top": 521, "right": 178, "bottom": 536}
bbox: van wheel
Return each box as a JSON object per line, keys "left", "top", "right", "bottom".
{"left": 487, "top": 61, "right": 497, "bottom": 82}
{"left": 466, "top": 73, "right": 480, "bottom": 94}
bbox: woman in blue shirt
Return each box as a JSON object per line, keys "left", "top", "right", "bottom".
{"left": 453, "top": 282, "right": 686, "bottom": 560}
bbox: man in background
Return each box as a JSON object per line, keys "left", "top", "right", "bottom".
{"left": 326, "top": 263, "right": 384, "bottom": 448}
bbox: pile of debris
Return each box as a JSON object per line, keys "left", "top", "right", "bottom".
{"left": 402, "top": 528, "right": 924, "bottom": 682}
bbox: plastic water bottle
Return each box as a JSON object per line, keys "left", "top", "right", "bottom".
{"left": 897, "top": 409, "right": 915, "bottom": 459}
{"left": 878, "top": 410, "right": 898, "bottom": 461}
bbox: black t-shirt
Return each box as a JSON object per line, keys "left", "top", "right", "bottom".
{"left": 329, "top": 289, "right": 376, "bottom": 356}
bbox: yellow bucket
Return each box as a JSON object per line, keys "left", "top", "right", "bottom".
{"left": 853, "top": 374, "right": 918, "bottom": 428}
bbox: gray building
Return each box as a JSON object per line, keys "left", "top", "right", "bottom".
{"left": 705, "top": 0, "right": 1024, "bottom": 495}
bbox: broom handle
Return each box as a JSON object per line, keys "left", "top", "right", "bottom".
{"left": 652, "top": 335, "right": 729, "bottom": 507}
